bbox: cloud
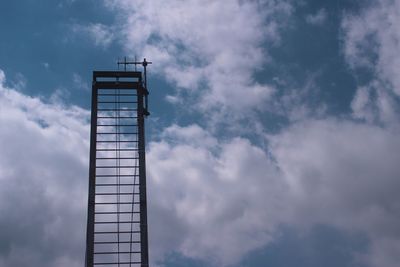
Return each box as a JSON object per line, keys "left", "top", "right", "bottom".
{"left": 0, "top": 69, "right": 89, "bottom": 267}
{"left": 58, "top": 0, "right": 76, "bottom": 8}
{"left": 339, "top": 7, "right": 400, "bottom": 265}
{"left": 2, "top": 1, "right": 400, "bottom": 266}
{"left": 103, "top": 0, "right": 292, "bottom": 117}
{"left": 42, "top": 62, "right": 50, "bottom": 69}
{"left": 342, "top": 0, "right": 400, "bottom": 126}
{"left": 72, "top": 73, "right": 90, "bottom": 92}
{"left": 270, "top": 119, "right": 400, "bottom": 267}
{"left": 350, "top": 81, "right": 399, "bottom": 125}
{"left": 147, "top": 126, "right": 286, "bottom": 266}
{"left": 342, "top": 0, "right": 400, "bottom": 95}
{"left": 146, "top": 118, "right": 400, "bottom": 267}
{"left": 1, "top": 61, "right": 400, "bottom": 267}
{"left": 305, "top": 8, "right": 327, "bottom": 26}
{"left": 71, "top": 23, "right": 115, "bottom": 48}
{"left": 0, "top": 67, "right": 285, "bottom": 266}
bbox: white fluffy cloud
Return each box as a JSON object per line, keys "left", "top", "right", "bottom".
{"left": 1, "top": 60, "right": 400, "bottom": 267}
{"left": 342, "top": 0, "right": 400, "bottom": 125}
{"left": 103, "top": 0, "right": 292, "bottom": 116}
{"left": 350, "top": 81, "right": 399, "bottom": 125}
{"left": 145, "top": 119, "right": 400, "bottom": 267}
{"left": 0, "top": 70, "right": 89, "bottom": 267}
{"left": 2, "top": 1, "right": 400, "bottom": 266}
{"left": 271, "top": 119, "right": 400, "bottom": 267}
{"left": 147, "top": 124, "right": 285, "bottom": 265}
{"left": 342, "top": 0, "right": 400, "bottom": 93}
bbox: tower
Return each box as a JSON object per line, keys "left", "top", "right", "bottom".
{"left": 85, "top": 59, "right": 151, "bottom": 267}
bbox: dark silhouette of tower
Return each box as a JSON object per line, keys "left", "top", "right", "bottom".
{"left": 86, "top": 59, "right": 151, "bottom": 267}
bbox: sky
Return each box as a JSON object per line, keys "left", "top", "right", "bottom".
{"left": 0, "top": 0, "right": 400, "bottom": 267}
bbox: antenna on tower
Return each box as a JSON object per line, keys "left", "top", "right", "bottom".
{"left": 117, "top": 57, "right": 152, "bottom": 71}
{"left": 116, "top": 57, "right": 152, "bottom": 115}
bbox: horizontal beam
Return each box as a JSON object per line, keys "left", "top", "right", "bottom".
{"left": 94, "top": 221, "right": 140, "bottom": 224}
{"left": 97, "top": 108, "right": 137, "bottom": 111}
{"left": 93, "top": 251, "right": 140, "bottom": 255}
{"left": 98, "top": 93, "right": 137, "bottom": 96}
{"left": 94, "top": 241, "right": 141, "bottom": 244}
{"left": 93, "top": 71, "right": 142, "bottom": 78}
{"left": 96, "top": 175, "right": 138, "bottom": 178}
{"left": 96, "top": 157, "right": 139, "bottom": 160}
{"left": 95, "top": 231, "right": 140, "bottom": 234}
{"left": 94, "top": 81, "right": 142, "bottom": 90}
{"left": 97, "top": 116, "right": 137, "bottom": 119}
{"left": 94, "top": 214, "right": 140, "bottom": 216}
{"left": 96, "top": 149, "right": 139, "bottom": 151}
{"left": 95, "top": 192, "right": 140, "bottom": 195}
{"left": 95, "top": 202, "right": 140, "bottom": 205}
{"left": 94, "top": 263, "right": 141, "bottom": 266}
{"left": 97, "top": 125, "right": 138, "bottom": 127}
{"left": 96, "top": 166, "right": 139, "bottom": 168}
{"left": 97, "top": 133, "right": 138, "bottom": 135}
{"left": 98, "top": 101, "right": 137, "bottom": 104}
{"left": 96, "top": 183, "right": 139, "bottom": 186}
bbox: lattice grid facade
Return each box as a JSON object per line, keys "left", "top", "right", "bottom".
{"left": 86, "top": 69, "right": 149, "bottom": 267}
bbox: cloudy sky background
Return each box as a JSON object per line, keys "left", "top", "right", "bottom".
{"left": 1, "top": 0, "right": 400, "bottom": 266}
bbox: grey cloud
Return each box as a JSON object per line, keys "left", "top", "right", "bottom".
{"left": 305, "top": 8, "right": 327, "bottom": 26}
{"left": 145, "top": 118, "right": 400, "bottom": 267}
{"left": 104, "top": 0, "right": 292, "bottom": 120}
{"left": 70, "top": 23, "right": 115, "bottom": 48}
{"left": 147, "top": 135, "right": 285, "bottom": 266}
{"left": 1, "top": 1, "right": 400, "bottom": 266}
{"left": 270, "top": 119, "right": 400, "bottom": 267}
{"left": 1, "top": 65, "right": 400, "bottom": 267}
{"left": 0, "top": 72, "right": 89, "bottom": 267}
{"left": 342, "top": 0, "right": 400, "bottom": 96}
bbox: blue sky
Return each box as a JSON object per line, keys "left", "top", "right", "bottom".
{"left": 1, "top": 0, "right": 400, "bottom": 267}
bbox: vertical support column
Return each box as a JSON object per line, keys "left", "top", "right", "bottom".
{"left": 138, "top": 85, "right": 149, "bottom": 267}
{"left": 86, "top": 78, "right": 98, "bottom": 267}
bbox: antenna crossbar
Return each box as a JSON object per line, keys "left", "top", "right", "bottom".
{"left": 118, "top": 57, "right": 152, "bottom": 71}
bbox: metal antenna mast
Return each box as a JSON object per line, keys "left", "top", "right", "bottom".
{"left": 86, "top": 58, "right": 151, "bottom": 267}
